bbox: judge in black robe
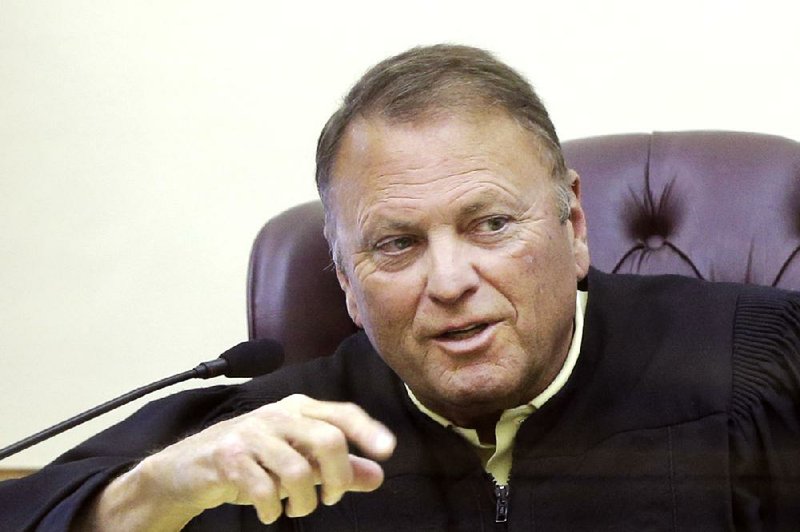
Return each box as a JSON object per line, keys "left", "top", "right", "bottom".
{"left": 1, "top": 269, "right": 799, "bottom": 531}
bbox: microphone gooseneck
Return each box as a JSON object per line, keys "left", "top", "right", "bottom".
{"left": 0, "top": 339, "right": 285, "bottom": 461}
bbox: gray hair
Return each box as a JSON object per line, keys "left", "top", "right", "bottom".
{"left": 315, "top": 44, "right": 571, "bottom": 264}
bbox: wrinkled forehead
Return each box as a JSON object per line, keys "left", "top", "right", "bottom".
{"left": 329, "top": 110, "right": 552, "bottom": 195}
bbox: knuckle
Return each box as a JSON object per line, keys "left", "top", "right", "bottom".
{"left": 213, "top": 432, "right": 248, "bottom": 456}
{"left": 338, "top": 401, "right": 365, "bottom": 418}
{"left": 212, "top": 441, "right": 247, "bottom": 470}
{"left": 256, "top": 403, "right": 295, "bottom": 423}
{"left": 248, "top": 481, "right": 277, "bottom": 503}
{"left": 280, "top": 461, "right": 314, "bottom": 487}
{"left": 281, "top": 393, "right": 310, "bottom": 409}
{"left": 311, "top": 425, "right": 347, "bottom": 454}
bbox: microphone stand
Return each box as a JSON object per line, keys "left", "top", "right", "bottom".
{"left": 0, "top": 360, "right": 226, "bottom": 461}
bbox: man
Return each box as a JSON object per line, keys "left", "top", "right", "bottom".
{"left": 2, "top": 44, "right": 799, "bottom": 531}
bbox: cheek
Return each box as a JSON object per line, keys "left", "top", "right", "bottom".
{"left": 355, "top": 269, "right": 423, "bottom": 333}
{"left": 510, "top": 224, "right": 574, "bottom": 266}
{"left": 497, "top": 232, "right": 552, "bottom": 272}
{"left": 485, "top": 229, "right": 575, "bottom": 302}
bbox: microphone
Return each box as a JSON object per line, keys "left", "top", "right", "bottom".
{"left": 193, "top": 339, "right": 285, "bottom": 379}
{"left": 0, "top": 339, "right": 284, "bottom": 461}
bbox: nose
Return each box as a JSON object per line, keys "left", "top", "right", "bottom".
{"left": 424, "top": 234, "right": 480, "bottom": 304}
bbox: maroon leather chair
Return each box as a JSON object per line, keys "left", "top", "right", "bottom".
{"left": 248, "top": 131, "right": 800, "bottom": 366}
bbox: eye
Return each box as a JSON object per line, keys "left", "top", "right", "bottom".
{"left": 376, "top": 235, "right": 417, "bottom": 254}
{"left": 475, "top": 215, "right": 510, "bottom": 233}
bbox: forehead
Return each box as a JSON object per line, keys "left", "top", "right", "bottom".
{"left": 330, "top": 111, "right": 551, "bottom": 204}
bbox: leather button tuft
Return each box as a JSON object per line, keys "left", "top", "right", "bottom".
{"left": 645, "top": 235, "right": 665, "bottom": 249}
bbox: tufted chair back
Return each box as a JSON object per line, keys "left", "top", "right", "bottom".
{"left": 248, "top": 131, "right": 800, "bottom": 366}
{"left": 565, "top": 131, "right": 800, "bottom": 285}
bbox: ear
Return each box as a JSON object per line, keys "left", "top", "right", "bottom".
{"left": 566, "top": 169, "right": 591, "bottom": 280}
{"left": 336, "top": 267, "right": 363, "bottom": 328}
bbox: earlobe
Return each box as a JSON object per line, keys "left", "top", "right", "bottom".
{"left": 336, "top": 268, "right": 363, "bottom": 328}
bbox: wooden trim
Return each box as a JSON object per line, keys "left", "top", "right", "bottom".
{"left": 0, "top": 468, "right": 36, "bottom": 481}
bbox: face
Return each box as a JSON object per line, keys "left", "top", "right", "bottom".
{"left": 329, "top": 111, "right": 590, "bottom": 427}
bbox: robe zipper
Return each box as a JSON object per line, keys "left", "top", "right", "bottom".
{"left": 494, "top": 483, "right": 510, "bottom": 523}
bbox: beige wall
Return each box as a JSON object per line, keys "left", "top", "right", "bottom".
{"left": 1, "top": 0, "right": 798, "bottom": 468}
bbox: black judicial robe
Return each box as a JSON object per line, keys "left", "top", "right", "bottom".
{"left": 2, "top": 269, "right": 800, "bottom": 530}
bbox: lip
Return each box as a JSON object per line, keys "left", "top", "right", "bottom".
{"left": 430, "top": 317, "right": 498, "bottom": 337}
{"left": 430, "top": 321, "right": 499, "bottom": 355}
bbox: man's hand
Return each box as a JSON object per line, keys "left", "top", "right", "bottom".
{"left": 80, "top": 395, "right": 396, "bottom": 530}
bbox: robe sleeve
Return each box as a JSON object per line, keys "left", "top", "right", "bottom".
{"left": 0, "top": 384, "right": 239, "bottom": 532}
{"left": 730, "top": 289, "right": 800, "bottom": 530}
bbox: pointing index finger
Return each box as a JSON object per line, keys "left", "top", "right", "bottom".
{"left": 298, "top": 399, "right": 396, "bottom": 460}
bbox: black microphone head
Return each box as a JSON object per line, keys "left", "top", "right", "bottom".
{"left": 219, "top": 339, "right": 285, "bottom": 378}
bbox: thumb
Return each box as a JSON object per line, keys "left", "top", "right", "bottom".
{"left": 347, "top": 455, "right": 386, "bottom": 493}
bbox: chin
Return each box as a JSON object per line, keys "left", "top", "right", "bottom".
{"left": 455, "top": 365, "right": 522, "bottom": 393}
{"left": 439, "top": 380, "right": 522, "bottom": 412}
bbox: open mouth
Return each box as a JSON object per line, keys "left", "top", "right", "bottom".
{"left": 439, "top": 323, "right": 489, "bottom": 340}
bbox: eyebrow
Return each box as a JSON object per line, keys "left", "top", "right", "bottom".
{"left": 461, "top": 200, "right": 492, "bottom": 216}
{"left": 458, "top": 188, "right": 521, "bottom": 216}
{"left": 356, "top": 215, "right": 418, "bottom": 249}
{"left": 370, "top": 220, "right": 417, "bottom": 233}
